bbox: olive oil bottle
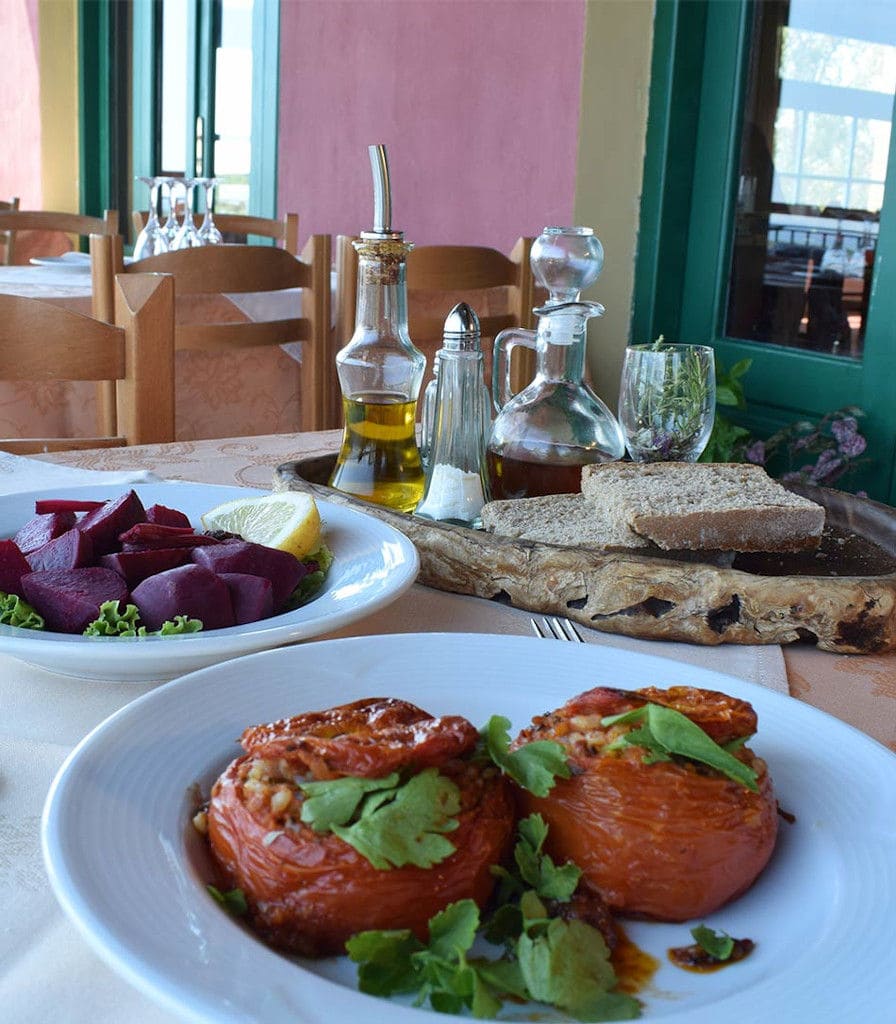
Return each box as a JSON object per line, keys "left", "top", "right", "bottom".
{"left": 328, "top": 146, "right": 426, "bottom": 513}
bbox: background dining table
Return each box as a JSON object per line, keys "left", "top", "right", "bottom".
{"left": 2, "top": 429, "right": 894, "bottom": 1024}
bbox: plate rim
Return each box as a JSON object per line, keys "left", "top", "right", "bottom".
{"left": 41, "top": 632, "right": 896, "bottom": 1024}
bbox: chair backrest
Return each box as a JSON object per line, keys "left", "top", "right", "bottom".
{"left": 332, "top": 236, "right": 537, "bottom": 426}
{"left": 0, "top": 274, "right": 175, "bottom": 453}
{"left": 0, "top": 197, "right": 20, "bottom": 265}
{"left": 132, "top": 210, "right": 299, "bottom": 254}
{"left": 0, "top": 208, "right": 118, "bottom": 266}
{"left": 92, "top": 233, "right": 332, "bottom": 433}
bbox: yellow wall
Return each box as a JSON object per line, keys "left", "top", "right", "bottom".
{"left": 38, "top": 0, "right": 79, "bottom": 212}
{"left": 575, "top": 0, "right": 655, "bottom": 409}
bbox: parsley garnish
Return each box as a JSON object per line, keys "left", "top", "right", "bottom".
{"left": 691, "top": 924, "right": 735, "bottom": 961}
{"left": 602, "top": 703, "right": 758, "bottom": 791}
{"left": 482, "top": 715, "right": 570, "bottom": 797}
{"left": 207, "top": 885, "right": 248, "bottom": 916}
{"left": 299, "top": 767, "right": 460, "bottom": 870}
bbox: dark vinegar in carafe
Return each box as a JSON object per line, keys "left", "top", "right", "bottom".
{"left": 486, "top": 446, "right": 592, "bottom": 499}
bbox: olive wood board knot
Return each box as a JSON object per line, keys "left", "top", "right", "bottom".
{"left": 275, "top": 455, "right": 896, "bottom": 655}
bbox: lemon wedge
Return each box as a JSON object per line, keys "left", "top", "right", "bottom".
{"left": 200, "top": 492, "right": 322, "bottom": 560}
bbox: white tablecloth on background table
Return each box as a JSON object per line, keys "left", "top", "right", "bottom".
{"left": 0, "top": 456, "right": 789, "bottom": 1023}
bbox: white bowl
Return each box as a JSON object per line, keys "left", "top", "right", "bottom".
{"left": 0, "top": 482, "right": 418, "bottom": 682}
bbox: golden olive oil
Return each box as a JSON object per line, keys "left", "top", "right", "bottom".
{"left": 328, "top": 393, "right": 424, "bottom": 512}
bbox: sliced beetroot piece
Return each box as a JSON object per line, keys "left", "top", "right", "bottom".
{"left": 101, "top": 547, "right": 191, "bottom": 587}
{"left": 0, "top": 539, "right": 33, "bottom": 596}
{"left": 21, "top": 567, "right": 129, "bottom": 634}
{"left": 131, "top": 564, "right": 235, "bottom": 631}
{"left": 219, "top": 572, "right": 275, "bottom": 625}
{"left": 145, "top": 504, "right": 192, "bottom": 529}
{"left": 76, "top": 491, "right": 147, "bottom": 556}
{"left": 192, "top": 541, "right": 306, "bottom": 609}
{"left": 27, "top": 528, "right": 94, "bottom": 572}
{"left": 119, "top": 523, "right": 222, "bottom": 550}
{"left": 34, "top": 499, "right": 104, "bottom": 514}
{"left": 13, "top": 512, "right": 77, "bottom": 554}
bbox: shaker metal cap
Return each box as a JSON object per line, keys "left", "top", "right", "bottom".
{"left": 442, "top": 302, "right": 481, "bottom": 350}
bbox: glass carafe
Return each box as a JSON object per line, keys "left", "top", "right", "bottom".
{"left": 328, "top": 232, "right": 426, "bottom": 512}
{"left": 486, "top": 301, "right": 625, "bottom": 498}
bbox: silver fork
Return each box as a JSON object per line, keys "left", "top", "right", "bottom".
{"left": 530, "top": 616, "right": 584, "bottom": 642}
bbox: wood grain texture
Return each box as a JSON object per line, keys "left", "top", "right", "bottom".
{"left": 276, "top": 456, "right": 896, "bottom": 654}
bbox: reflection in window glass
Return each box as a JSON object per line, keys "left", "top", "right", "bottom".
{"left": 726, "top": 2, "right": 896, "bottom": 360}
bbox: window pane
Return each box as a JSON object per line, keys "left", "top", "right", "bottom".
{"left": 160, "top": 0, "right": 189, "bottom": 175}
{"left": 213, "top": 0, "right": 253, "bottom": 215}
{"left": 725, "top": 1, "right": 896, "bottom": 360}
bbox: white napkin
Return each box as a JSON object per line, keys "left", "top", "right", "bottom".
{"left": 0, "top": 451, "right": 163, "bottom": 495}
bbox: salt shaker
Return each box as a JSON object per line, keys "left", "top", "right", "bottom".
{"left": 415, "top": 303, "right": 491, "bottom": 528}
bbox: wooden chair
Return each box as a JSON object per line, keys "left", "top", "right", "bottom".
{"left": 0, "top": 197, "right": 20, "bottom": 265}
{"left": 0, "top": 208, "right": 118, "bottom": 266}
{"left": 332, "top": 236, "right": 537, "bottom": 426}
{"left": 0, "top": 274, "right": 175, "bottom": 454}
{"left": 132, "top": 210, "right": 299, "bottom": 254}
{"left": 92, "top": 233, "right": 332, "bottom": 434}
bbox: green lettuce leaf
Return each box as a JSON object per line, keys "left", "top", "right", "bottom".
{"left": 0, "top": 591, "right": 45, "bottom": 630}
{"left": 282, "top": 544, "right": 334, "bottom": 609}
{"left": 82, "top": 600, "right": 202, "bottom": 638}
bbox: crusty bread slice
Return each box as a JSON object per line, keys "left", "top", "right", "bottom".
{"left": 580, "top": 462, "right": 825, "bottom": 552}
{"left": 480, "top": 493, "right": 652, "bottom": 550}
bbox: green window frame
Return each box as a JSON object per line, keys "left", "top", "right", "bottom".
{"left": 634, "top": 0, "right": 896, "bottom": 502}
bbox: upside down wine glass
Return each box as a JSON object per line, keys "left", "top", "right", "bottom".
{"left": 172, "top": 179, "right": 204, "bottom": 249}
{"left": 132, "top": 177, "right": 169, "bottom": 259}
{"left": 196, "top": 177, "right": 223, "bottom": 245}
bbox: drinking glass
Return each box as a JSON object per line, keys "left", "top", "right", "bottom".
{"left": 172, "top": 178, "right": 204, "bottom": 249}
{"left": 158, "top": 178, "right": 180, "bottom": 249}
{"left": 132, "top": 176, "right": 169, "bottom": 259}
{"left": 618, "top": 343, "right": 716, "bottom": 462}
{"left": 196, "top": 177, "right": 223, "bottom": 244}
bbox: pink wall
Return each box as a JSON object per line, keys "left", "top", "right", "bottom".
{"left": 277, "top": 0, "right": 586, "bottom": 251}
{"left": 0, "top": 0, "right": 42, "bottom": 207}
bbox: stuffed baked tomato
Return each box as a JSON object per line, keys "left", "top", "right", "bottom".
{"left": 513, "top": 685, "right": 778, "bottom": 922}
{"left": 206, "top": 697, "right": 515, "bottom": 956}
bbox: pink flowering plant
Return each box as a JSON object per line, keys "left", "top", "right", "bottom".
{"left": 745, "top": 407, "right": 869, "bottom": 490}
{"left": 697, "top": 356, "right": 870, "bottom": 492}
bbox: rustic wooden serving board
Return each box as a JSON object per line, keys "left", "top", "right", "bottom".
{"left": 275, "top": 456, "right": 896, "bottom": 654}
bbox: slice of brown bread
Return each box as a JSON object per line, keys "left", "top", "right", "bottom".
{"left": 480, "top": 493, "right": 652, "bottom": 550}
{"left": 580, "top": 461, "right": 825, "bottom": 552}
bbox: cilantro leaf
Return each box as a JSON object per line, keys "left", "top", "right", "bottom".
{"left": 427, "top": 900, "right": 480, "bottom": 961}
{"left": 483, "top": 715, "right": 570, "bottom": 797}
{"left": 207, "top": 885, "right": 248, "bottom": 916}
{"left": 0, "top": 591, "right": 44, "bottom": 630}
{"left": 691, "top": 924, "right": 735, "bottom": 961}
{"left": 514, "top": 813, "right": 580, "bottom": 901}
{"left": 318, "top": 767, "right": 460, "bottom": 870}
{"left": 299, "top": 773, "right": 400, "bottom": 832}
{"left": 517, "top": 895, "right": 640, "bottom": 1021}
{"left": 347, "top": 929, "right": 424, "bottom": 995}
{"left": 602, "top": 703, "right": 758, "bottom": 791}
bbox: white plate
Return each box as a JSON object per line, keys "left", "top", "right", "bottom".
{"left": 42, "top": 634, "right": 896, "bottom": 1023}
{"left": 0, "top": 483, "right": 418, "bottom": 681}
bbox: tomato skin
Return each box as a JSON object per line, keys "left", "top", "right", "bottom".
{"left": 240, "top": 697, "right": 480, "bottom": 779}
{"left": 515, "top": 685, "right": 778, "bottom": 922}
{"left": 207, "top": 755, "right": 516, "bottom": 956}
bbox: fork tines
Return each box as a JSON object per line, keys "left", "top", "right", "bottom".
{"left": 531, "top": 616, "right": 584, "bottom": 642}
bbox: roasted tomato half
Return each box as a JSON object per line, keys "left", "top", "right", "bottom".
{"left": 206, "top": 697, "right": 515, "bottom": 956}
{"left": 513, "top": 685, "right": 778, "bottom": 922}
